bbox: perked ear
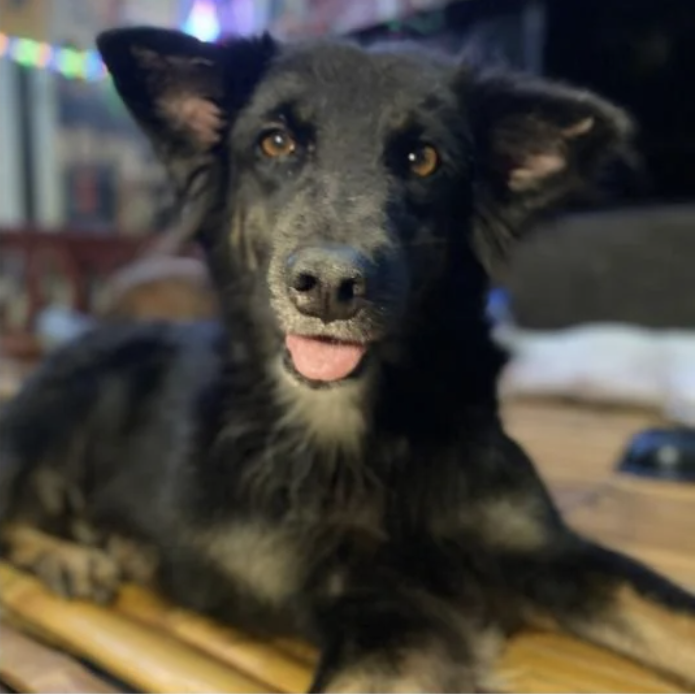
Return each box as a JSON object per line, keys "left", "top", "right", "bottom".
{"left": 96, "top": 27, "right": 276, "bottom": 194}
{"left": 461, "top": 69, "right": 635, "bottom": 269}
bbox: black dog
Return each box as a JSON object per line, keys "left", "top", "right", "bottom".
{"left": 1, "top": 27, "right": 694, "bottom": 692}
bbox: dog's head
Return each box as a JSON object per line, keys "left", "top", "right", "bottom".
{"left": 98, "top": 29, "right": 631, "bottom": 391}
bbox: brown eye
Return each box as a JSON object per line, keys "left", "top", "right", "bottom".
{"left": 260, "top": 128, "right": 297, "bottom": 158}
{"left": 408, "top": 144, "right": 439, "bottom": 177}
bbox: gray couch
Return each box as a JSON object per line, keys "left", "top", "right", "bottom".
{"left": 499, "top": 204, "right": 695, "bottom": 330}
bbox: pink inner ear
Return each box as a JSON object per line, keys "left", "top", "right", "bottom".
{"left": 160, "top": 93, "right": 224, "bottom": 148}
{"left": 506, "top": 115, "right": 595, "bottom": 192}
{"left": 562, "top": 116, "right": 594, "bottom": 138}
{"left": 508, "top": 152, "right": 567, "bottom": 192}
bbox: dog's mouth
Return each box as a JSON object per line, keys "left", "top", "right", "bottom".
{"left": 284, "top": 334, "right": 368, "bottom": 383}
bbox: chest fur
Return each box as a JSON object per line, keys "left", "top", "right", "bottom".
{"left": 201, "top": 522, "right": 303, "bottom": 606}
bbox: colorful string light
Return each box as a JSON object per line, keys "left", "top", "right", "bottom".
{"left": 0, "top": 5, "right": 221, "bottom": 83}
{"left": 0, "top": 33, "right": 107, "bottom": 82}
{"left": 0, "top": 1, "right": 223, "bottom": 79}
{"left": 183, "top": 0, "right": 221, "bottom": 42}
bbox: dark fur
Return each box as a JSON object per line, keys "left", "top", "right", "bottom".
{"left": 2, "top": 28, "right": 695, "bottom": 692}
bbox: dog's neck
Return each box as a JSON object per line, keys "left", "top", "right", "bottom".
{"left": 268, "top": 282, "right": 501, "bottom": 461}
{"left": 271, "top": 358, "right": 375, "bottom": 457}
{"left": 197, "top": 281, "right": 502, "bottom": 520}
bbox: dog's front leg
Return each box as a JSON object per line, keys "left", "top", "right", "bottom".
{"left": 512, "top": 535, "right": 695, "bottom": 688}
{"left": 309, "top": 579, "right": 499, "bottom": 693}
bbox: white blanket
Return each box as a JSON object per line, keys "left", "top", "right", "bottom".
{"left": 495, "top": 323, "right": 695, "bottom": 425}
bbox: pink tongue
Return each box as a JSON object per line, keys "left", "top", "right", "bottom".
{"left": 285, "top": 335, "right": 366, "bottom": 382}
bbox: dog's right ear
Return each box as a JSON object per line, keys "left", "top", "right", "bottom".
{"left": 97, "top": 27, "right": 276, "bottom": 191}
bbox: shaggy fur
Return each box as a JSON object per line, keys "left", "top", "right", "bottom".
{"left": 2, "top": 27, "right": 695, "bottom": 692}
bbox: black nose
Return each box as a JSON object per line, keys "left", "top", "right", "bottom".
{"left": 286, "top": 245, "right": 371, "bottom": 323}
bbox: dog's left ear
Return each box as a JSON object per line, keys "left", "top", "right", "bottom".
{"left": 460, "top": 69, "right": 634, "bottom": 268}
{"left": 97, "top": 27, "right": 276, "bottom": 193}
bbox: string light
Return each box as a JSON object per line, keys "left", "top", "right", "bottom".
{"left": 182, "top": 0, "right": 221, "bottom": 42}
{"left": 0, "top": 33, "right": 107, "bottom": 82}
{"left": 0, "top": 9, "right": 223, "bottom": 83}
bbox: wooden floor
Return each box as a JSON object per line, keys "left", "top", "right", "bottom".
{"left": 1, "top": 364, "right": 694, "bottom": 692}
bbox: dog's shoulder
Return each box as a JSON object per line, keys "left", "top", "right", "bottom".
{"left": 1, "top": 321, "right": 227, "bottom": 453}
{"left": 11, "top": 320, "right": 218, "bottom": 392}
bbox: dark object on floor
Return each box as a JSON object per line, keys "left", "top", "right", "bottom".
{"left": 618, "top": 428, "right": 695, "bottom": 482}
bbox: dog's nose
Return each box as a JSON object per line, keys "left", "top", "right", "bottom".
{"left": 286, "top": 245, "right": 371, "bottom": 323}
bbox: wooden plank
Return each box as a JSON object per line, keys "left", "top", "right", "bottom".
{"left": 502, "top": 399, "right": 665, "bottom": 488}
{"left": 0, "top": 563, "right": 270, "bottom": 693}
{"left": 116, "top": 586, "right": 313, "bottom": 693}
{"left": 0, "top": 623, "right": 118, "bottom": 693}
{"left": 567, "top": 478, "right": 695, "bottom": 557}
{"left": 113, "top": 584, "right": 683, "bottom": 694}
{"left": 116, "top": 585, "right": 683, "bottom": 694}
{"left": 501, "top": 632, "right": 679, "bottom": 693}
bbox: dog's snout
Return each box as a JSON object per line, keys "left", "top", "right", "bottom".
{"left": 286, "top": 246, "right": 371, "bottom": 323}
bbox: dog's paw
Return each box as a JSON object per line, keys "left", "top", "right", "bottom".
{"left": 33, "top": 543, "right": 122, "bottom": 604}
{"left": 106, "top": 535, "right": 159, "bottom": 584}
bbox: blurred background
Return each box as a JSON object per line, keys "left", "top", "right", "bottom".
{"left": 1, "top": 0, "right": 694, "bottom": 424}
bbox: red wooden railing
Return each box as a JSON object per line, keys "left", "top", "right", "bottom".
{"left": 0, "top": 228, "right": 148, "bottom": 358}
